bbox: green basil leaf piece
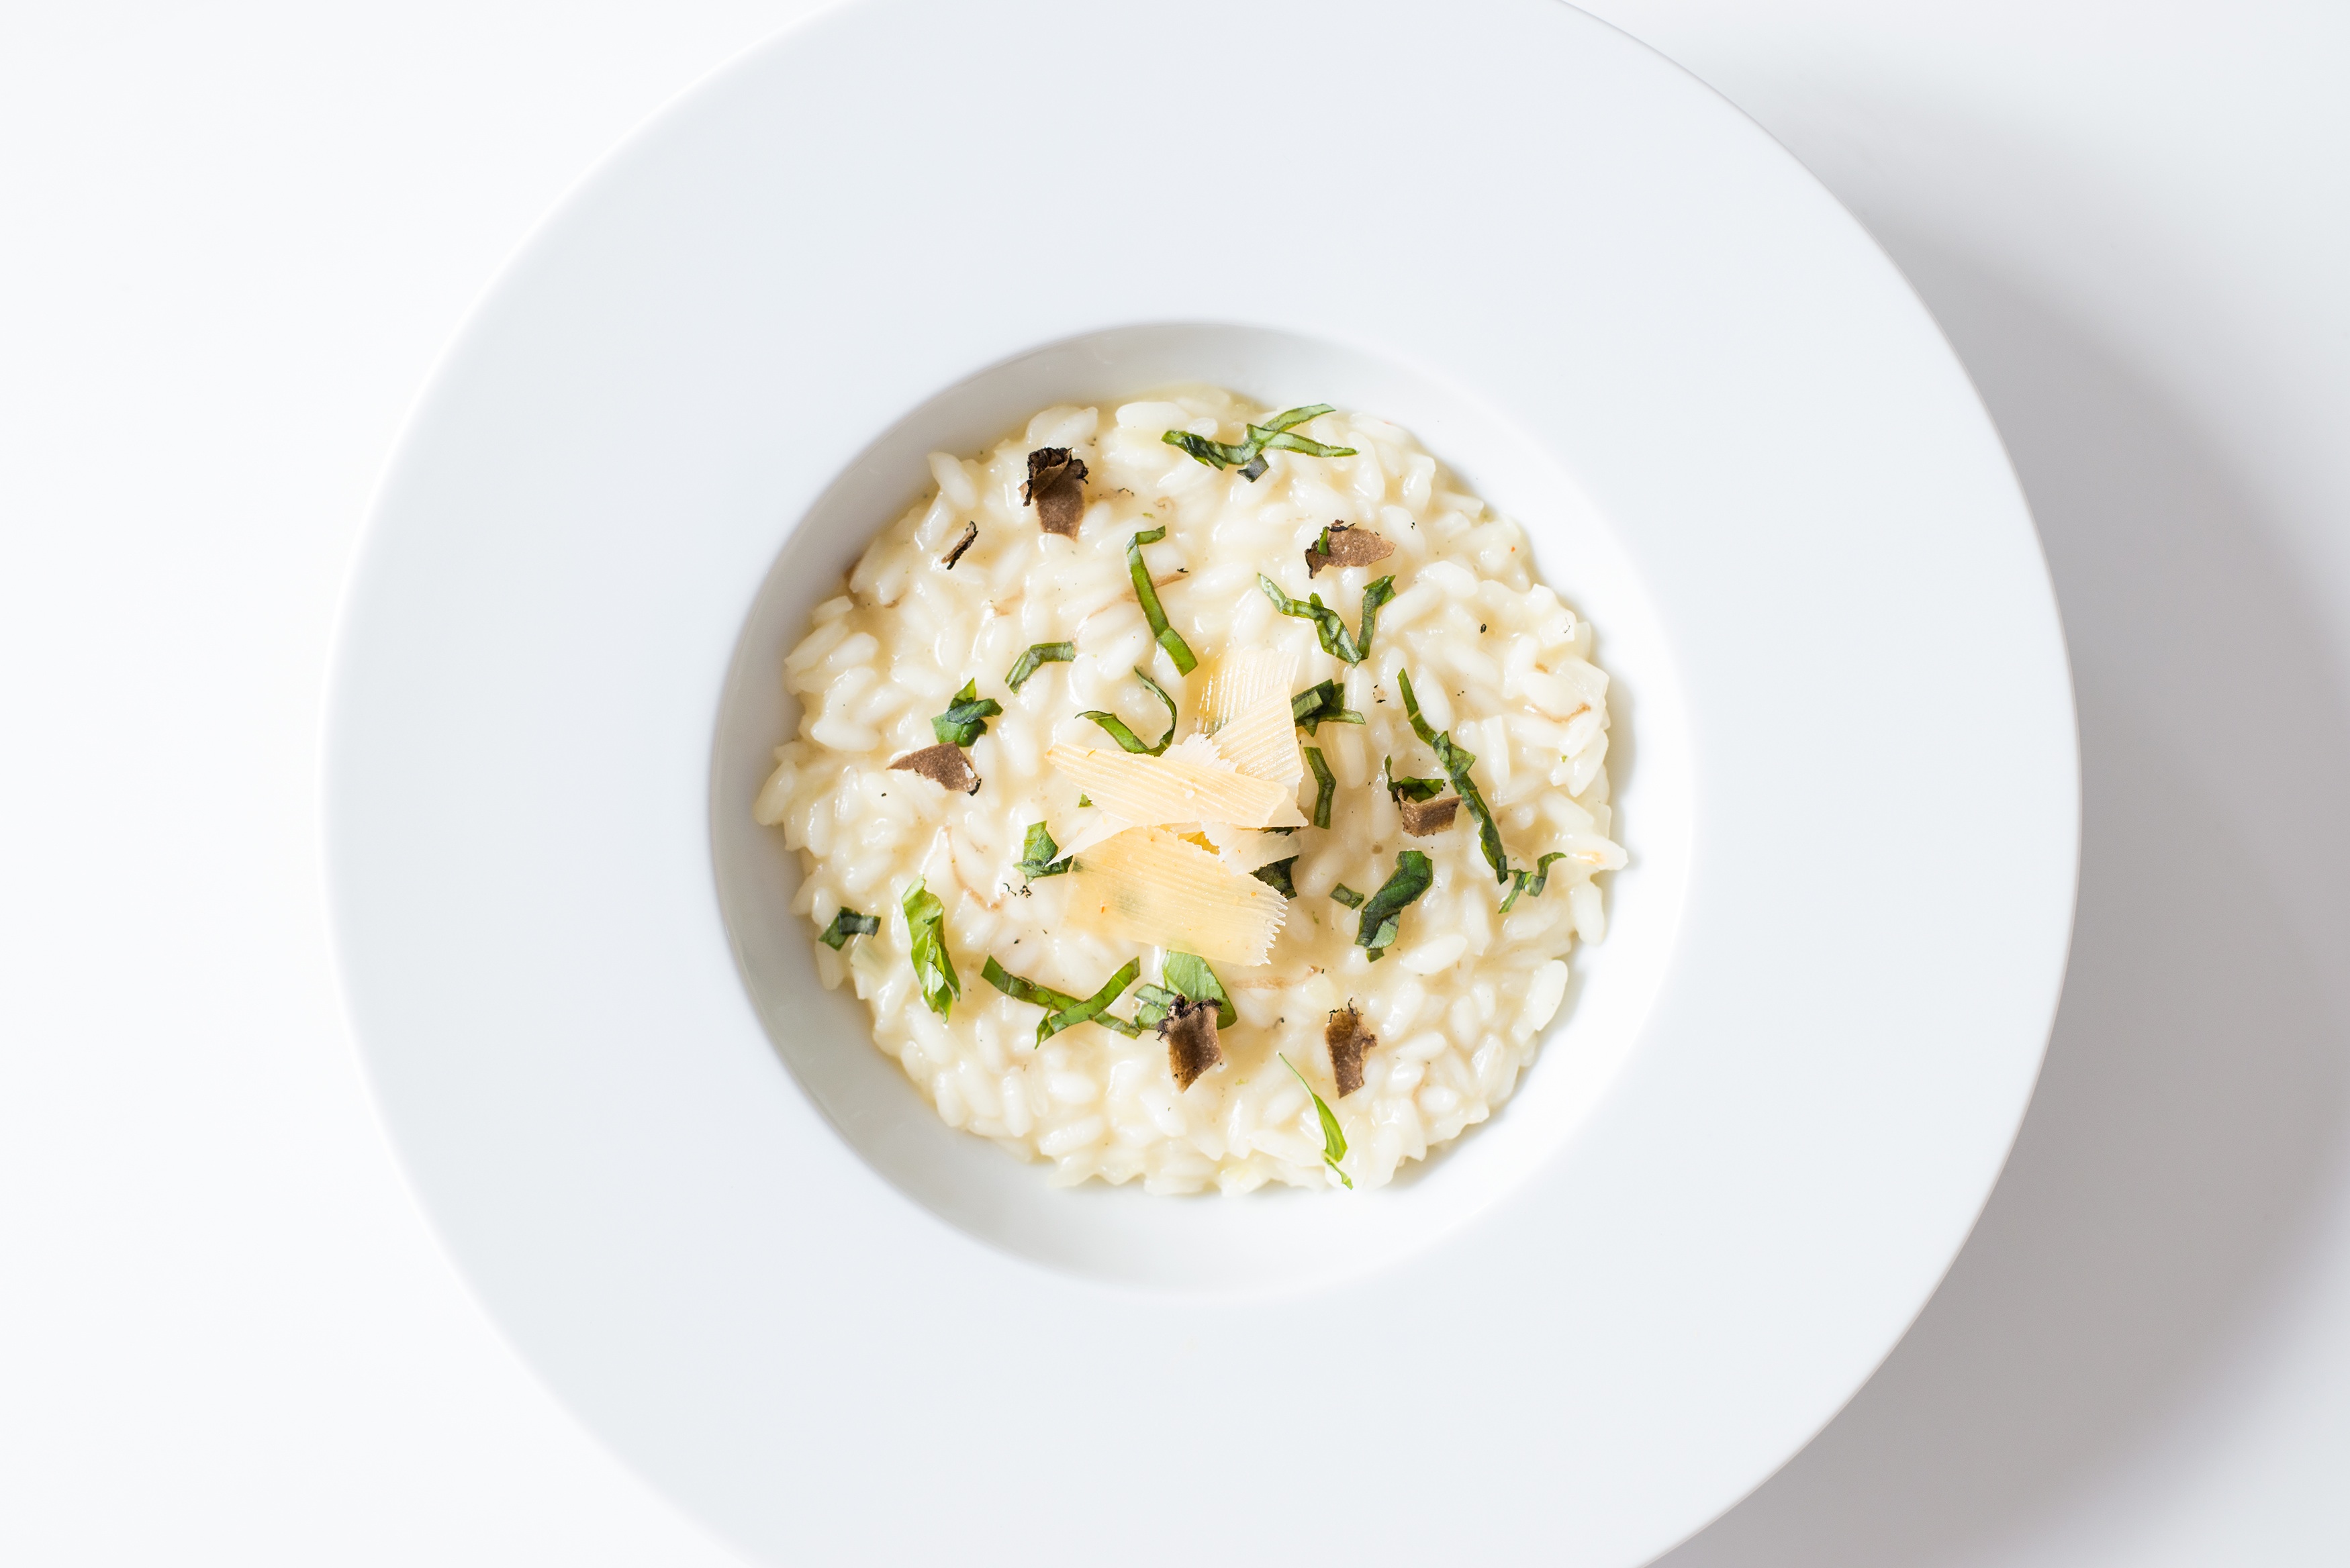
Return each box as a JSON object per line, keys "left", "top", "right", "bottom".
{"left": 1256, "top": 574, "right": 1393, "bottom": 667}
{"left": 818, "top": 908, "right": 879, "bottom": 949}
{"left": 1014, "top": 821, "right": 1072, "bottom": 879}
{"left": 1078, "top": 712, "right": 1152, "bottom": 753}
{"left": 1043, "top": 959, "right": 1142, "bottom": 1041}
{"left": 1305, "top": 744, "right": 1336, "bottom": 830}
{"left": 901, "top": 880, "right": 960, "bottom": 1018}
{"left": 1331, "top": 884, "right": 1364, "bottom": 909}
{"left": 1159, "top": 431, "right": 1257, "bottom": 470}
{"left": 1254, "top": 429, "right": 1356, "bottom": 459}
{"left": 984, "top": 955, "right": 1143, "bottom": 1042}
{"left": 1499, "top": 850, "right": 1572, "bottom": 914}
{"left": 1397, "top": 668, "right": 1509, "bottom": 884}
{"left": 1262, "top": 403, "right": 1336, "bottom": 434}
{"left": 1162, "top": 952, "right": 1237, "bottom": 1029}
{"left": 1354, "top": 575, "right": 1397, "bottom": 662}
{"left": 981, "top": 954, "right": 1081, "bottom": 1012}
{"left": 1257, "top": 575, "right": 1358, "bottom": 663}
{"left": 1081, "top": 667, "right": 1178, "bottom": 754}
{"left": 1125, "top": 528, "right": 1198, "bottom": 675}
{"left": 1131, "top": 668, "right": 1179, "bottom": 748}
{"left": 1004, "top": 642, "right": 1075, "bottom": 693}
{"left": 1290, "top": 679, "right": 1365, "bottom": 735}
{"left": 1382, "top": 754, "right": 1446, "bottom": 803}
{"left": 1250, "top": 856, "right": 1298, "bottom": 898}
{"left": 931, "top": 678, "right": 1003, "bottom": 746}
{"left": 1354, "top": 849, "right": 1434, "bottom": 959}
{"left": 1280, "top": 1052, "right": 1353, "bottom": 1188}
{"left": 1131, "top": 983, "right": 1182, "bottom": 1030}
{"left": 1160, "top": 405, "right": 1356, "bottom": 484}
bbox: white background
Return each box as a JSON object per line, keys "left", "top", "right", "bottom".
{"left": 5, "top": 2, "right": 2345, "bottom": 1562}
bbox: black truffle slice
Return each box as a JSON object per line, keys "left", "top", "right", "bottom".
{"left": 940, "top": 520, "right": 978, "bottom": 569}
{"left": 1022, "top": 447, "right": 1090, "bottom": 538}
{"left": 1397, "top": 794, "right": 1460, "bottom": 836}
{"left": 1304, "top": 522, "right": 1396, "bottom": 577}
{"left": 1162, "top": 995, "right": 1223, "bottom": 1090}
{"left": 1325, "top": 1003, "right": 1377, "bottom": 1097}
{"left": 887, "top": 743, "right": 980, "bottom": 795}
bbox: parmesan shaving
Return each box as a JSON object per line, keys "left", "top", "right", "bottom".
{"left": 1201, "top": 692, "right": 1302, "bottom": 785}
{"left": 1162, "top": 733, "right": 1225, "bottom": 768}
{"left": 1046, "top": 743, "right": 1305, "bottom": 830}
{"left": 1067, "top": 827, "right": 1288, "bottom": 965}
{"left": 1201, "top": 824, "right": 1302, "bottom": 875}
{"left": 1195, "top": 645, "right": 1298, "bottom": 733}
{"left": 1052, "top": 808, "right": 1129, "bottom": 860}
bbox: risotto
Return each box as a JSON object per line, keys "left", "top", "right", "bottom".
{"left": 753, "top": 390, "right": 1622, "bottom": 1193}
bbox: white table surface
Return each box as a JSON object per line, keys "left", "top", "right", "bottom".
{"left": 6, "top": 3, "right": 2345, "bottom": 1563}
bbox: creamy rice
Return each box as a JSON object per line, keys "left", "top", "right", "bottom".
{"left": 754, "top": 390, "right": 1622, "bottom": 1193}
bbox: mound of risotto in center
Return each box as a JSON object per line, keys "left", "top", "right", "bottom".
{"left": 755, "top": 390, "right": 1621, "bottom": 1193}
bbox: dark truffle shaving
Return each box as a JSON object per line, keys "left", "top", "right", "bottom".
{"left": 1397, "top": 794, "right": 1460, "bottom": 836}
{"left": 1305, "top": 522, "right": 1396, "bottom": 577}
{"left": 1022, "top": 447, "right": 1090, "bottom": 537}
{"left": 1325, "top": 1003, "right": 1377, "bottom": 1097}
{"left": 940, "top": 520, "right": 978, "bottom": 568}
{"left": 888, "top": 742, "right": 980, "bottom": 794}
{"left": 1162, "top": 995, "right": 1223, "bottom": 1090}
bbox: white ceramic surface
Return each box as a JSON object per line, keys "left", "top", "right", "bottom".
{"left": 324, "top": 1, "right": 2077, "bottom": 1563}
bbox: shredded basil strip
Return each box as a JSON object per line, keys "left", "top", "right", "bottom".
{"left": 1252, "top": 856, "right": 1298, "bottom": 898}
{"left": 1079, "top": 713, "right": 1152, "bottom": 754}
{"left": 1291, "top": 678, "right": 1365, "bottom": 735}
{"left": 1383, "top": 754, "right": 1446, "bottom": 803}
{"left": 1159, "top": 405, "right": 1358, "bottom": 485}
{"left": 1133, "top": 667, "right": 1179, "bottom": 743}
{"left": 1499, "top": 850, "right": 1571, "bottom": 914}
{"left": 930, "top": 678, "right": 1002, "bottom": 746}
{"left": 1354, "top": 575, "right": 1397, "bottom": 662}
{"left": 1355, "top": 849, "right": 1435, "bottom": 959}
{"left": 1280, "top": 1053, "right": 1352, "bottom": 1188}
{"left": 1260, "top": 403, "right": 1337, "bottom": 435}
{"left": 1256, "top": 574, "right": 1395, "bottom": 666}
{"left": 1397, "top": 668, "right": 1509, "bottom": 884}
{"left": 1015, "top": 821, "right": 1072, "bottom": 879}
{"left": 1256, "top": 428, "right": 1356, "bottom": 459}
{"left": 983, "top": 955, "right": 1142, "bottom": 1042}
{"left": 1258, "top": 576, "right": 1355, "bottom": 663}
{"left": 1050, "top": 960, "right": 1143, "bottom": 1040}
{"left": 1305, "top": 745, "right": 1336, "bottom": 830}
{"left": 1125, "top": 527, "right": 1198, "bottom": 675}
{"left": 1004, "top": 641, "right": 1075, "bottom": 693}
{"left": 1160, "top": 432, "right": 1258, "bottom": 471}
{"left": 1162, "top": 952, "right": 1237, "bottom": 1028}
{"left": 981, "top": 955, "right": 1078, "bottom": 1011}
{"left": 902, "top": 880, "right": 960, "bottom": 1018}
{"left": 818, "top": 908, "right": 879, "bottom": 949}
{"left": 1331, "top": 883, "right": 1365, "bottom": 909}
{"left": 1081, "top": 667, "right": 1178, "bottom": 754}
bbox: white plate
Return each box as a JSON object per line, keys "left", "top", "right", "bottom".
{"left": 324, "top": 1, "right": 2075, "bottom": 1563}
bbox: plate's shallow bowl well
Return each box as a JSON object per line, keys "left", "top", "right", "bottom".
{"left": 713, "top": 321, "right": 1693, "bottom": 1287}
{"left": 325, "top": 2, "right": 2076, "bottom": 1565}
